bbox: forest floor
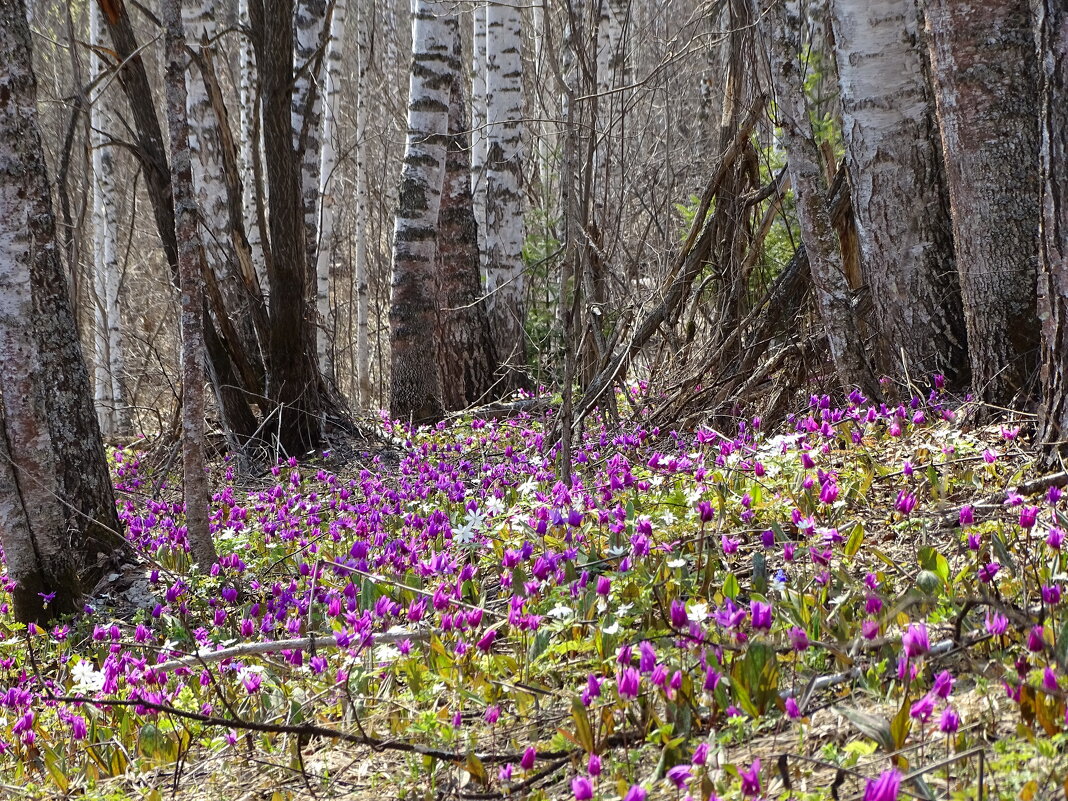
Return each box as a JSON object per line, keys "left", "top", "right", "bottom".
{"left": 1, "top": 386, "right": 1067, "bottom": 800}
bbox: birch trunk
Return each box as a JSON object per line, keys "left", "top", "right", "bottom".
{"left": 316, "top": 0, "right": 345, "bottom": 381}
{"left": 471, "top": 2, "right": 488, "bottom": 269}
{"left": 293, "top": 0, "right": 327, "bottom": 282}
{"left": 830, "top": 0, "right": 966, "bottom": 385}
{"left": 388, "top": 1, "right": 455, "bottom": 421}
{"left": 484, "top": 0, "right": 526, "bottom": 381}
{"left": 1037, "top": 0, "right": 1068, "bottom": 459}
{"left": 759, "top": 0, "right": 880, "bottom": 398}
{"left": 163, "top": 0, "right": 218, "bottom": 572}
{"left": 354, "top": 1, "right": 371, "bottom": 409}
{"left": 184, "top": 0, "right": 267, "bottom": 395}
{"left": 89, "top": 2, "right": 126, "bottom": 437}
{"left": 925, "top": 0, "right": 1039, "bottom": 405}
{"left": 437, "top": 39, "right": 497, "bottom": 410}
{"left": 238, "top": 0, "right": 267, "bottom": 290}
{"left": 0, "top": 0, "right": 123, "bottom": 622}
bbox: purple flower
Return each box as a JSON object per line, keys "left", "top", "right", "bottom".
{"left": 862, "top": 619, "right": 881, "bottom": 640}
{"left": 895, "top": 491, "right": 917, "bottom": 515}
{"left": 819, "top": 481, "right": 839, "bottom": 505}
{"left": 932, "top": 670, "right": 954, "bottom": 699}
{"left": 1020, "top": 506, "right": 1039, "bottom": 529}
{"left": 520, "top": 747, "right": 536, "bottom": 771}
{"left": 596, "top": 576, "right": 611, "bottom": 596}
{"left": 484, "top": 705, "right": 501, "bottom": 724}
{"left": 666, "top": 765, "right": 692, "bottom": 788}
{"left": 739, "top": 758, "right": 761, "bottom": 796}
{"left": 938, "top": 707, "right": 960, "bottom": 734}
{"left": 721, "top": 534, "right": 740, "bottom": 554}
{"left": 750, "top": 601, "right": 772, "bottom": 631}
{"left": 1043, "top": 584, "right": 1062, "bottom": 605}
{"left": 863, "top": 769, "right": 902, "bottom": 801}
{"left": 1044, "top": 667, "right": 1059, "bottom": 692}
{"left": 788, "top": 626, "right": 809, "bottom": 651}
{"left": 714, "top": 599, "right": 746, "bottom": 630}
{"left": 639, "top": 641, "right": 657, "bottom": 672}
{"left": 670, "top": 600, "right": 688, "bottom": 628}
{"left": 958, "top": 505, "right": 974, "bottom": 526}
{"left": 979, "top": 562, "right": 1000, "bottom": 583}
{"left": 910, "top": 693, "right": 935, "bottom": 722}
{"left": 1049, "top": 528, "right": 1065, "bottom": 549}
{"left": 692, "top": 742, "right": 709, "bottom": 765}
{"left": 476, "top": 629, "right": 497, "bottom": 652}
{"left": 241, "top": 672, "right": 262, "bottom": 694}
{"left": 623, "top": 786, "right": 647, "bottom": 801}
{"left": 588, "top": 753, "right": 602, "bottom": 776}
{"left": 1028, "top": 626, "right": 1046, "bottom": 653}
{"left": 985, "top": 611, "right": 1008, "bottom": 636}
{"left": 70, "top": 715, "right": 87, "bottom": 740}
{"left": 901, "top": 623, "right": 929, "bottom": 658}
{"left": 785, "top": 697, "right": 801, "bottom": 719}
{"left": 572, "top": 777, "right": 593, "bottom": 801}
{"left": 618, "top": 667, "right": 640, "bottom": 699}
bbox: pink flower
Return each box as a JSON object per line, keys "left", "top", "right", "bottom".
{"left": 788, "top": 626, "right": 809, "bottom": 651}
{"left": 785, "top": 697, "right": 802, "bottom": 719}
{"left": 958, "top": 505, "right": 974, "bottom": 526}
{"left": 623, "top": 786, "right": 647, "bottom": 801}
{"left": 938, "top": 707, "right": 960, "bottom": 734}
{"left": 618, "top": 667, "right": 640, "bottom": 699}
{"left": 863, "top": 769, "right": 901, "bottom": 801}
{"left": 750, "top": 601, "right": 772, "bottom": 631}
{"left": 739, "top": 758, "right": 761, "bottom": 796}
{"left": 901, "top": 623, "right": 929, "bottom": 658}
{"left": 1028, "top": 626, "right": 1046, "bottom": 653}
{"left": 572, "top": 777, "right": 593, "bottom": 800}
{"left": 520, "top": 746, "right": 536, "bottom": 771}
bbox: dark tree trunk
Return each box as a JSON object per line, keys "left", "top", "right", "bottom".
{"left": 437, "top": 53, "right": 498, "bottom": 410}
{"left": 96, "top": 0, "right": 260, "bottom": 438}
{"left": 0, "top": 0, "right": 124, "bottom": 623}
{"left": 1037, "top": 0, "right": 1068, "bottom": 460}
{"left": 163, "top": 0, "right": 218, "bottom": 571}
{"left": 249, "top": 0, "right": 339, "bottom": 452}
{"left": 925, "top": 0, "right": 1040, "bottom": 405}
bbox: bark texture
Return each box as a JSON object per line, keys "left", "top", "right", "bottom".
{"left": 249, "top": 0, "right": 338, "bottom": 452}
{"left": 925, "top": 0, "right": 1040, "bottom": 404}
{"left": 1037, "top": 0, "right": 1068, "bottom": 459}
{"left": 437, "top": 47, "right": 498, "bottom": 411}
{"left": 0, "top": 0, "right": 122, "bottom": 622}
{"left": 484, "top": 0, "right": 527, "bottom": 380}
{"left": 760, "top": 0, "right": 881, "bottom": 398}
{"left": 164, "top": 0, "right": 218, "bottom": 571}
{"left": 388, "top": 2, "right": 455, "bottom": 421}
{"left": 830, "top": 0, "right": 966, "bottom": 384}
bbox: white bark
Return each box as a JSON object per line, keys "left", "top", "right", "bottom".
{"left": 89, "top": 2, "right": 125, "bottom": 437}
{"left": 471, "top": 2, "right": 488, "bottom": 268}
{"left": 238, "top": 0, "right": 267, "bottom": 291}
{"left": 293, "top": 0, "right": 328, "bottom": 276}
{"left": 315, "top": 0, "right": 346, "bottom": 380}
{"left": 484, "top": 0, "right": 526, "bottom": 371}
{"left": 355, "top": 0, "right": 371, "bottom": 409}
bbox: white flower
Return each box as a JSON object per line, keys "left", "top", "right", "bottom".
{"left": 661, "top": 510, "right": 677, "bottom": 526}
{"left": 546, "top": 605, "right": 574, "bottom": 620}
{"left": 687, "top": 602, "right": 709, "bottom": 623}
{"left": 667, "top": 558, "right": 687, "bottom": 569}
{"left": 70, "top": 660, "right": 104, "bottom": 693}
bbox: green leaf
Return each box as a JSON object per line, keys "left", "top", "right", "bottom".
{"left": 918, "top": 547, "right": 950, "bottom": 587}
{"left": 570, "top": 698, "right": 596, "bottom": 753}
{"left": 844, "top": 523, "right": 865, "bottom": 558}
{"left": 837, "top": 707, "right": 895, "bottom": 753}
{"left": 722, "top": 573, "right": 741, "bottom": 600}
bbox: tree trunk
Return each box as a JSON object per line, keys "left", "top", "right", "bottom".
{"left": 163, "top": 0, "right": 218, "bottom": 572}
{"left": 293, "top": 0, "right": 327, "bottom": 285}
{"left": 924, "top": 0, "right": 1039, "bottom": 405}
{"left": 437, "top": 40, "right": 498, "bottom": 411}
{"left": 484, "top": 0, "right": 527, "bottom": 382}
{"left": 89, "top": 2, "right": 127, "bottom": 437}
{"left": 249, "top": 0, "right": 338, "bottom": 452}
{"left": 184, "top": 0, "right": 268, "bottom": 396}
{"left": 388, "top": 1, "right": 455, "bottom": 421}
{"left": 96, "top": 0, "right": 260, "bottom": 438}
{"left": 471, "top": 2, "right": 488, "bottom": 272}
{"left": 316, "top": 0, "right": 346, "bottom": 381}
{"left": 1037, "top": 0, "right": 1068, "bottom": 460}
{"left": 830, "top": 0, "right": 967, "bottom": 385}
{"left": 759, "top": 0, "right": 881, "bottom": 399}
{"left": 0, "top": 0, "right": 123, "bottom": 623}
{"left": 238, "top": 0, "right": 267, "bottom": 291}
{"left": 354, "top": 0, "right": 371, "bottom": 410}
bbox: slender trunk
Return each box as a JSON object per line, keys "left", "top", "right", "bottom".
{"left": 293, "top": 0, "right": 328, "bottom": 285}
{"left": 830, "top": 0, "right": 966, "bottom": 385}
{"left": 89, "top": 3, "right": 126, "bottom": 437}
{"left": 759, "top": 0, "right": 880, "bottom": 398}
{"left": 355, "top": 1, "right": 371, "bottom": 410}
{"left": 388, "top": 1, "right": 455, "bottom": 421}
{"left": 438, "top": 45, "right": 497, "bottom": 410}
{"left": 0, "top": 0, "right": 123, "bottom": 622}
{"left": 163, "top": 0, "right": 217, "bottom": 571}
{"left": 925, "top": 0, "right": 1039, "bottom": 404}
{"left": 238, "top": 0, "right": 267, "bottom": 291}
{"left": 471, "top": 2, "right": 488, "bottom": 270}
{"left": 484, "top": 0, "right": 527, "bottom": 382}
{"left": 316, "top": 0, "right": 346, "bottom": 381}
{"left": 1037, "top": 0, "right": 1068, "bottom": 459}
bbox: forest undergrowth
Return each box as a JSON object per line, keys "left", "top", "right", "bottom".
{"left": 1, "top": 383, "right": 1067, "bottom": 800}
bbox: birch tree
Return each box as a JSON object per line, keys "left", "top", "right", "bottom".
{"left": 925, "top": 0, "right": 1039, "bottom": 405}
{"left": 293, "top": 0, "right": 327, "bottom": 279}
{"left": 758, "top": 0, "right": 880, "bottom": 398}
{"left": 0, "top": 0, "right": 123, "bottom": 622}
{"left": 471, "top": 2, "right": 488, "bottom": 268}
{"left": 354, "top": 1, "right": 371, "bottom": 409}
{"left": 830, "top": 0, "right": 966, "bottom": 385}
{"left": 238, "top": 0, "right": 266, "bottom": 288}
{"left": 388, "top": 2, "right": 455, "bottom": 421}
{"left": 484, "top": 0, "right": 527, "bottom": 381}
{"left": 316, "top": 0, "right": 346, "bottom": 380}
{"left": 163, "top": 0, "right": 218, "bottom": 571}
{"left": 89, "top": 2, "right": 126, "bottom": 437}
{"left": 1037, "top": 0, "right": 1068, "bottom": 460}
